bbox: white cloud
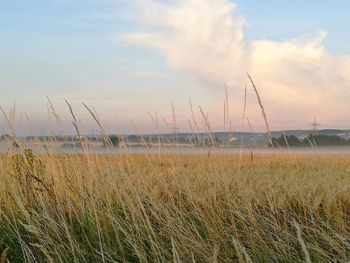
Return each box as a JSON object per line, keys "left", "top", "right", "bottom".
{"left": 122, "top": 0, "right": 350, "bottom": 129}
{"left": 124, "top": 0, "right": 246, "bottom": 84}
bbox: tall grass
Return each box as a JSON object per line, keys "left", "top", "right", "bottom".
{"left": 0, "top": 75, "right": 349, "bottom": 262}
{"left": 0, "top": 152, "right": 350, "bottom": 262}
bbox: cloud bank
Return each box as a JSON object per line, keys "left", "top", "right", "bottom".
{"left": 123, "top": 0, "right": 350, "bottom": 128}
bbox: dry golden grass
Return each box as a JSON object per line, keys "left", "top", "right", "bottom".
{"left": 0, "top": 151, "right": 349, "bottom": 262}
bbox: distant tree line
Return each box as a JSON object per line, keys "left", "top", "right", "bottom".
{"left": 270, "top": 134, "right": 350, "bottom": 147}
{"left": 103, "top": 135, "right": 121, "bottom": 147}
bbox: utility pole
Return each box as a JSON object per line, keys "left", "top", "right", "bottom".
{"left": 310, "top": 115, "right": 320, "bottom": 132}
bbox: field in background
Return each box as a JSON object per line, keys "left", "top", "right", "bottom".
{"left": 0, "top": 150, "right": 350, "bottom": 262}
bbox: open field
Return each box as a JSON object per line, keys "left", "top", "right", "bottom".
{"left": 0, "top": 151, "right": 350, "bottom": 262}
{"left": 2, "top": 0, "right": 350, "bottom": 262}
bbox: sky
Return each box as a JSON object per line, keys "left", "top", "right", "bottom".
{"left": 0, "top": 0, "right": 350, "bottom": 135}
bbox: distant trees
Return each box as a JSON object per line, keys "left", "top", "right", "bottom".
{"left": 0, "top": 134, "right": 20, "bottom": 147}
{"left": 307, "top": 134, "right": 348, "bottom": 146}
{"left": 187, "top": 134, "right": 222, "bottom": 147}
{"left": 270, "top": 134, "right": 350, "bottom": 147}
{"left": 0, "top": 134, "right": 12, "bottom": 141}
{"left": 104, "top": 135, "right": 121, "bottom": 147}
{"left": 272, "top": 135, "right": 303, "bottom": 147}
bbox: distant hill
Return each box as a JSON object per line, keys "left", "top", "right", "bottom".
{"left": 8, "top": 129, "right": 350, "bottom": 147}
{"left": 121, "top": 129, "right": 350, "bottom": 147}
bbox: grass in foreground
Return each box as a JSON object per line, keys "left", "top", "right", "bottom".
{"left": 0, "top": 151, "right": 350, "bottom": 262}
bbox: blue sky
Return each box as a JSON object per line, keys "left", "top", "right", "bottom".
{"left": 0, "top": 0, "right": 350, "bottom": 134}
{"left": 239, "top": 0, "right": 349, "bottom": 52}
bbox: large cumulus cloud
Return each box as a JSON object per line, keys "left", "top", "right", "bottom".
{"left": 122, "top": 0, "right": 350, "bottom": 128}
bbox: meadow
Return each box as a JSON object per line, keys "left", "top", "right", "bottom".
{"left": 1, "top": 79, "right": 350, "bottom": 262}
{"left": 0, "top": 148, "right": 350, "bottom": 262}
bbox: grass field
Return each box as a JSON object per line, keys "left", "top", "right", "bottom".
{"left": 0, "top": 150, "right": 350, "bottom": 262}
